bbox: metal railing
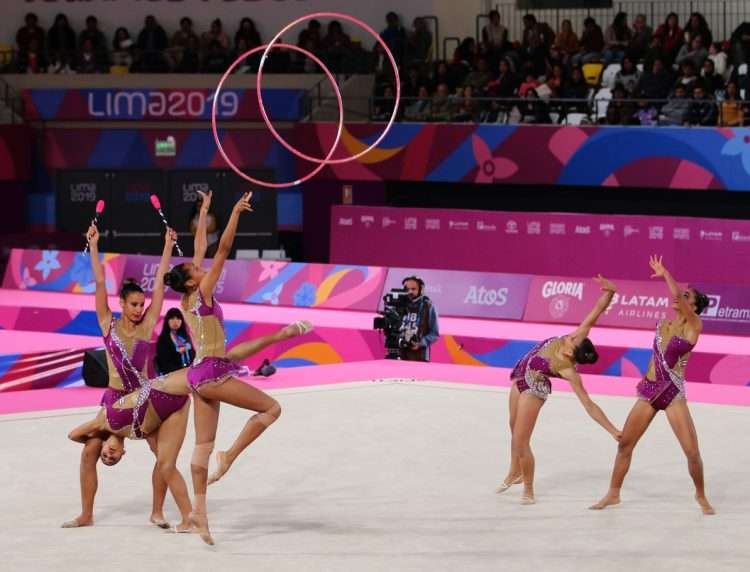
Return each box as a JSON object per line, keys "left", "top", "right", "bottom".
{"left": 307, "top": 94, "right": 748, "bottom": 126}
{"left": 487, "top": 0, "right": 750, "bottom": 46}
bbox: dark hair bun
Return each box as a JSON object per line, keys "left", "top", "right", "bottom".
{"left": 692, "top": 288, "right": 710, "bottom": 315}
{"left": 573, "top": 338, "right": 599, "bottom": 365}
{"left": 119, "top": 278, "right": 144, "bottom": 299}
{"left": 164, "top": 264, "right": 190, "bottom": 294}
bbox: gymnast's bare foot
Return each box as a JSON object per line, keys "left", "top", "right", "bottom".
{"left": 590, "top": 492, "right": 621, "bottom": 510}
{"left": 207, "top": 451, "right": 231, "bottom": 486}
{"left": 696, "top": 495, "right": 716, "bottom": 515}
{"left": 189, "top": 511, "right": 215, "bottom": 546}
{"left": 495, "top": 473, "right": 523, "bottom": 493}
{"left": 174, "top": 520, "right": 194, "bottom": 533}
{"left": 62, "top": 514, "right": 93, "bottom": 528}
{"left": 150, "top": 513, "right": 170, "bottom": 529}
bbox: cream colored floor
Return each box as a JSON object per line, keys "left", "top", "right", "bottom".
{"left": 2, "top": 381, "right": 748, "bottom": 572}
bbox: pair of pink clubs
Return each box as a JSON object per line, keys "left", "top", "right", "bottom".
{"left": 83, "top": 195, "right": 182, "bottom": 256}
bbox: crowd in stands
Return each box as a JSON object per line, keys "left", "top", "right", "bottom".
{"left": 4, "top": 11, "right": 430, "bottom": 75}
{"left": 5, "top": 9, "right": 750, "bottom": 126}
{"left": 374, "top": 10, "right": 750, "bottom": 126}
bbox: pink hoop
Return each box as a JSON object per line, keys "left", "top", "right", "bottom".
{"left": 211, "top": 43, "right": 344, "bottom": 189}
{"left": 257, "top": 12, "right": 401, "bottom": 165}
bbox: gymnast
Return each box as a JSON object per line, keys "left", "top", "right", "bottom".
{"left": 496, "top": 275, "right": 622, "bottom": 505}
{"left": 591, "top": 256, "right": 715, "bottom": 515}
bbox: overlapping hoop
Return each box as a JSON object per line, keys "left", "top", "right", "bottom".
{"left": 257, "top": 12, "right": 401, "bottom": 165}
{"left": 211, "top": 43, "right": 344, "bottom": 189}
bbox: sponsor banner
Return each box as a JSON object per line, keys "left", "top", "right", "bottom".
{"left": 331, "top": 206, "right": 750, "bottom": 285}
{"left": 691, "top": 283, "right": 750, "bottom": 335}
{"left": 382, "top": 268, "right": 531, "bottom": 319}
{"left": 524, "top": 276, "right": 677, "bottom": 330}
{"left": 23, "top": 89, "right": 305, "bottom": 122}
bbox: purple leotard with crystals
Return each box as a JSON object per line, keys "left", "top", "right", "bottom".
{"left": 510, "top": 337, "right": 573, "bottom": 401}
{"left": 101, "top": 317, "right": 188, "bottom": 439}
{"left": 183, "top": 288, "right": 248, "bottom": 394}
{"left": 636, "top": 321, "right": 694, "bottom": 411}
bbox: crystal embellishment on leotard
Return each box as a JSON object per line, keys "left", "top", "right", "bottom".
{"left": 189, "top": 291, "right": 206, "bottom": 365}
{"left": 652, "top": 322, "right": 690, "bottom": 402}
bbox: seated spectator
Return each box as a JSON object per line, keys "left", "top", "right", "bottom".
{"left": 675, "top": 60, "right": 699, "bottom": 93}
{"left": 322, "top": 20, "right": 352, "bottom": 73}
{"left": 514, "top": 89, "right": 551, "bottom": 124}
{"left": 15, "top": 38, "right": 47, "bottom": 73}
{"left": 235, "top": 18, "right": 261, "bottom": 51}
{"left": 135, "top": 15, "right": 169, "bottom": 72}
{"left": 719, "top": 81, "right": 745, "bottom": 126}
{"left": 518, "top": 66, "right": 541, "bottom": 97}
{"left": 687, "top": 84, "right": 717, "bottom": 126}
{"left": 636, "top": 57, "right": 672, "bottom": 99}
{"left": 202, "top": 39, "right": 229, "bottom": 73}
{"left": 403, "top": 85, "right": 432, "bottom": 122}
{"left": 175, "top": 35, "right": 200, "bottom": 73}
{"left": 48, "top": 51, "right": 75, "bottom": 74}
{"left": 708, "top": 42, "right": 729, "bottom": 80}
{"left": 573, "top": 17, "right": 604, "bottom": 66}
{"left": 605, "top": 84, "right": 636, "bottom": 125}
{"left": 554, "top": 19, "right": 579, "bottom": 60}
{"left": 604, "top": 12, "right": 632, "bottom": 65}
{"left": 560, "top": 66, "right": 589, "bottom": 113}
{"left": 482, "top": 10, "right": 508, "bottom": 56}
{"left": 487, "top": 57, "right": 518, "bottom": 98}
{"left": 169, "top": 17, "right": 199, "bottom": 67}
{"left": 454, "top": 37, "right": 478, "bottom": 68}
{"left": 202, "top": 18, "right": 231, "bottom": 52}
{"left": 407, "top": 17, "right": 433, "bottom": 64}
{"left": 47, "top": 14, "right": 76, "bottom": 62}
{"left": 634, "top": 99, "right": 659, "bottom": 125}
{"left": 654, "top": 13, "right": 683, "bottom": 64}
{"left": 644, "top": 35, "right": 668, "bottom": 69}
{"left": 16, "top": 12, "right": 45, "bottom": 55}
{"left": 730, "top": 21, "right": 750, "bottom": 68}
{"left": 615, "top": 56, "right": 641, "bottom": 95}
{"left": 629, "top": 14, "right": 652, "bottom": 61}
{"left": 676, "top": 35, "right": 708, "bottom": 71}
{"left": 684, "top": 12, "right": 712, "bottom": 48}
{"left": 401, "top": 65, "right": 423, "bottom": 98}
{"left": 453, "top": 85, "right": 481, "bottom": 122}
{"left": 112, "top": 27, "right": 134, "bottom": 68}
{"left": 463, "top": 57, "right": 492, "bottom": 93}
{"left": 430, "top": 83, "right": 454, "bottom": 122}
{"left": 380, "top": 12, "right": 407, "bottom": 66}
{"left": 659, "top": 84, "right": 690, "bottom": 125}
{"left": 545, "top": 63, "right": 565, "bottom": 97}
{"left": 545, "top": 46, "right": 565, "bottom": 75}
{"left": 430, "top": 60, "right": 457, "bottom": 93}
{"left": 298, "top": 19, "right": 322, "bottom": 52}
{"left": 701, "top": 59, "right": 724, "bottom": 95}
{"left": 373, "top": 84, "right": 397, "bottom": 121}
{"left": 76, "top": 38, "right": 107, "bottom": 73}
{"left": 79, "top": 16, "right": 107, "bottom": 57}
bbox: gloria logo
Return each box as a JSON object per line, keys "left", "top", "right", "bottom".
{"left": 338, "top": 217, "right": 353, "bottom": 226}
{"left": 542, "top": 281, "right": 584, "bottom": 301}
{"left": 505, "top": 220, "right": 518, "bottom": 234}
{"left": 463, "top": 286, "right": 509, "bottom": 306}
{"left": 703, "top": 295, "right": 721, "bottom": 317}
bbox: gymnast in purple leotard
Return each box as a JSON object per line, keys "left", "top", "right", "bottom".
{"left": 63, "top": 224, "right": 193, "bottom": 531}
{"left": 591, "top": 256, "right": 715, "bottom": 515}
{"left": 496, "top": 275, "right": 622, "bottom": 505}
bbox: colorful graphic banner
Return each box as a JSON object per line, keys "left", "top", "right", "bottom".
{"left": 23, "top": 89, "right": 305, "bottom": 122}
{"left": 330, "top": 207, "right": 750, "bottom": 285}
{"left": 382, "top": 268, "right": 531, "bottom": 320}
{"left": 298, "top": 124, "right": 750, "bottom": 191}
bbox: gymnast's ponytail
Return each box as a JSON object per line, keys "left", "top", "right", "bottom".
{"left": 573, "top": 337, "right": 599, "bottom": 365}
{"left": 164, "top": 263, "right": 191, "bottom": 294}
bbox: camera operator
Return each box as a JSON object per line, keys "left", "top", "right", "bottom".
{"left": 399, "top": 276, "right": 439, "bottom": 361}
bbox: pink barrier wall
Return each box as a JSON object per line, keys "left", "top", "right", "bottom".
{"left": 330, "top": 206, "right": 750, "bottom": 285}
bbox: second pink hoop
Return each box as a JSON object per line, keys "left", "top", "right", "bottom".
{"left": 257, "top": 12, "right": 401, "bottom": 165}
{"left": 211, "top": 43, "right": 344, "bottom": 189}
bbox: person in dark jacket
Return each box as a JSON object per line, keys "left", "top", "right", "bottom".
{"left": 155, "top": 308, "right": 195, "bottom": 375}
